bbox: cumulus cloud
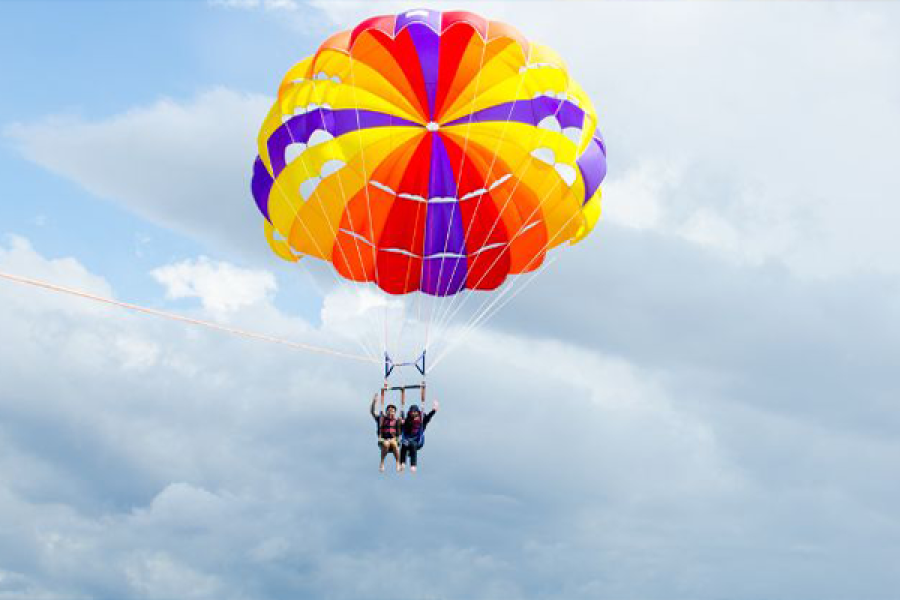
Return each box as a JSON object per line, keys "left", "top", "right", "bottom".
{"left": 3, "top": 220, "right": 900, "bottom": 600}
{"left": 151, "top": 256, "right": 277, "bottom": 315}
{"left": 4, "top": 2, "right": 900, "bottom": 599}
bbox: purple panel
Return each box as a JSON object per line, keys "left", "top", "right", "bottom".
{"left": 422, "top": 134, "right": 467, "bottom": 296}
{"left": 577, "top": 135, "right": 607, "bottom": 204}
{"left": 444, "top": 100, "right": 535, "bottom": 126}
{"left": 443, "top": 98, "right": 585, "bottom": 129}
{"left": 426, "top": 133, "right": 457, "bottom": 200}
{"left": 267, "top": 109, "right": 419, "bottom": 175}
{"left": 394, "top": 8, "right": 441, "bottom": 34}
{"left": 422, "top": 255, "right": 466, "bottom": 297}
{"left": 251, "top": 156, "right": 274, "bottom": 220}
{"left": 407, "top": 22, "right": 440, "bottom": 119}
{"left": 555, "top": 101, "right": 585, "bottom": 130}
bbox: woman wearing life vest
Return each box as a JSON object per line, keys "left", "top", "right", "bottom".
{"left": 399, "top": 387, "right": 438, "bottom": 472}
{"left": 370, "top": 388, "right": 403, "bottom": 472}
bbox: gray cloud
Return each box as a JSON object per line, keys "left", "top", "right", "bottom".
{"left": 5, "top": 88, "right": 272, "bottom": 265}
{"left": 3, "top": 236, "right": 900, "bottom": 600}
{"left": 3, "top": 2, "right": 900, "bottom": 599}
{"left": 485, "top": 222, "right": 900, "bottom": 436}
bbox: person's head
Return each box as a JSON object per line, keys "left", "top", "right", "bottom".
{"left": 408, "top": 404, "right": 421, "bottom": 418}
{"left": 386, "top": 404, "right": 397, "bottom": 418}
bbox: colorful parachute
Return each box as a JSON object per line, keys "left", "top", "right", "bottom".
{"left": 251, "top": 8, "right": 606, "bottom": 298}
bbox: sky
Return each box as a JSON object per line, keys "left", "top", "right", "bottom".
{"left": 1, "top": 1, "right": 900, "bottom": 599}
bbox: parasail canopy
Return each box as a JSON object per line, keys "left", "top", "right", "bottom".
{"left": 251, "top": 8, "right": 607, "bottom": 300}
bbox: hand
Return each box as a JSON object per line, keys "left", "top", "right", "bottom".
{"left": 432, "top": 400, "right": 439, "bottom": 412}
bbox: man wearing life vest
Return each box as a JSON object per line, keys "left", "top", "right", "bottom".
{"left": 370, "top": 389, "right": 402, "bottom": 472}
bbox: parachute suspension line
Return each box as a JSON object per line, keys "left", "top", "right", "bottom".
{"left": 0, "top": 270, "right": 378, "bottom": 364}
{"left": 429, "top": 248, "right": 561, "bottom": 372}
{"left": 348, "top": 53, "right": 389, "bottom": 364}
{"left": 432, "top": 172, "right": 589, "bottom": 370}
{"left": 427, "top": 48, "right": 536, "bottom": 345}
{"left": 425, "top": 29, "right": 491, "bottom": 358}
{"left": 272, "top": 91, "right": 377, "bottom": 360}
{"left": 307, "top": 74, "right": 384, "bottom": 361}
{"left": 391, "top": 180, "right": 428, "bottom": 370}
{"left": 430, "top": 172, "right": 566, "bottom": 351}
{"left": 429, "top": 75, "right": 575, "bottom": 346}
{"left": 267, "top": 81, "right": 380, "bottom": 362}
{"left": 267, "top": 195, "right": 379, "bottom": 362}
{"left": 430, "top": 187, "right": 587, "bottom": 370}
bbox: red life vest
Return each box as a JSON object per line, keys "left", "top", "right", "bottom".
{"left": 379, "top": 416, "right": 399, "bottom": 439}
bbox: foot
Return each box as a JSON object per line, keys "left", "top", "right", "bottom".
{"left": 399, "top": 464, "right": 405, "bottom": 471}
{"left": 396, "top": 463, "right": 402, "bottom": 472}
{"left": 411, "top": 465, "right": 417, "bottom": 473}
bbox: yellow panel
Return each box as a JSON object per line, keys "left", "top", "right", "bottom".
{"left": 444, "top": 121, "right": 579, "bottom": 165}
{"left": 572, "top": 189, "right": 602, "bottom": 244}
{"left": 264, "top": 219, "right": 300, "bottom": 262}
{"left": 270, "top": 128, "right": 423, "bottom": 260}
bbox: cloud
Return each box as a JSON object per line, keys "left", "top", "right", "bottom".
{"left": 4, "top": 3, "right": 900, "bottom": 598}
{"left": 310, "top": 1, "right": 900, "bottom": 277}
{"left": 5, "top": 88, "right": 272, "bottom": 262}
{"left": 3, "top": 228, "right": 900, "bottom": 599}
{"left": 151, "top": 256, "right": 277, "bottom": 315}
{"left": 7, "top": 3, "right": 900, "bottom": 279}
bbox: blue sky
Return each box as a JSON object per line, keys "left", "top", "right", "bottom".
{"left": 2, "top": 1, "right": 900, "bottom": 599}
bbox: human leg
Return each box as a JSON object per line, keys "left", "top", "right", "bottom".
{"left": 389, "top": 439, "right": 401, "bottom": 471}
{"left": 409, "top": 444, "right": 418, "bottom": 470}
{"left": 379, "top": 440, "right": 389, "bottom": 472}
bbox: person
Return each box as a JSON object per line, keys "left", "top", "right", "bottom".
{"left": 370, "top": 389, "right": 402, "bottom": 472}
{"left": 399, "top": 385, "right": 438, "bottom": 473}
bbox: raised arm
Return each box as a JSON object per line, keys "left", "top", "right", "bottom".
{"left": 371, "top": 385, "right": 386, "bottom": 418}
{"left": 424, "top": 399, "right": 438, "bottom": 426}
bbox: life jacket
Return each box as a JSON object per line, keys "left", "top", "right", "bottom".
{"left": 379, "top": 415, "right": 399, "bottom": 439}
{"left": 402, "top": 413, "right": 425, "bottom": 448}
{"left": 405, "top": 414, "right": 423, "bottom": 438}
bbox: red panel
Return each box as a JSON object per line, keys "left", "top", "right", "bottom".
{"left": 441, "top": 11, "right": 487, "bottom": 38}
{"left": 391, "top": 27, "right": 430, "bottom": 123}
{"left": 459, "top": 190, "right": 511, "bottom": 291}
{"left": 375, "top": 136, "right": 432, "bottom": 294}
{"left": 440, "top": 132, "right": 512, "bottom": 290}
{"left": 434, "top": 24, "right": 475, "bottom": 122}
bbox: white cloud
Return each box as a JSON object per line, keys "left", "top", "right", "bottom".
{"left": 151, "top": 256, "right": 277, "bottom": 315}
